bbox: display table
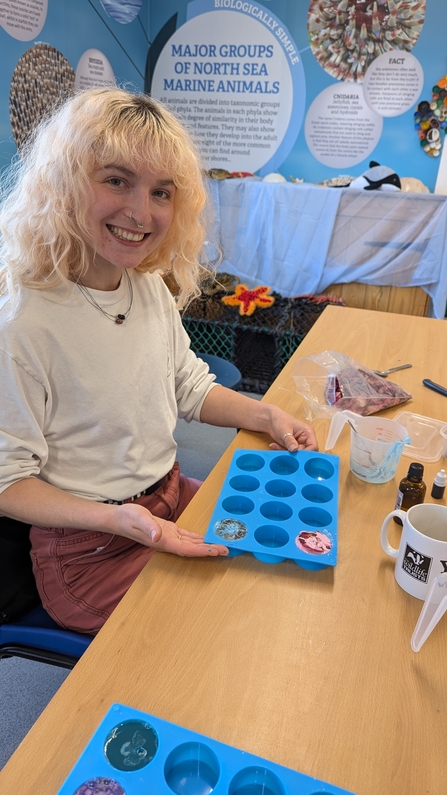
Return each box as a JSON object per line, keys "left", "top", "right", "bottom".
{"left": 207, "top": 179, "right": 447, "bottom": 318}
{"left": 1, "top": 307, "right": 447, "bottom": 795}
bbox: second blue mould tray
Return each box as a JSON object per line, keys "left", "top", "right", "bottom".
{"left": 204, "top": 449, "right": 340, "bottom": 570}
{"left": 56, "top": 702, "right": 355, "bottom": 794}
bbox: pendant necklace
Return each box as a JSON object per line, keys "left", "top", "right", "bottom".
{"left": 76, "top": 270, "right": 133, "bottom": 324}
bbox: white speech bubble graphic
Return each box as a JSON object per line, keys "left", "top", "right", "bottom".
{"left": 305, "top": 83, "right": 382, "bottom": 168}
{"left": 0, "top": 0, "right": 47, "bottom": 42}
{"left": 75, "top": 50, "right": 115, "bottom": 91}
{"left": 363, "top": 51, "right": 424, "bottom": 118}
{"left": 151, "top": 10, "right": 298, "bottom": 174}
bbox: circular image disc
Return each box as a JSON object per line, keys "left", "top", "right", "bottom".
{"left": 100, "top": 0, "right": 142, "bottom": 24}
{"left": 295, "top": 530, "right": 332, "bottom": 555}
{"left": 9, "top": 43, "right": 75, "bottom": 148}
{"left": 72, "top": 778, "right": 126, "bottom": 795}
{"left": 214, "top": 519, "right": 248, "bottom": 541}
{"left": 307, "top": 0, "right": 426, "bottom": 83}
{"left": 104, "top": 720, "right": 158, "bottom": 771}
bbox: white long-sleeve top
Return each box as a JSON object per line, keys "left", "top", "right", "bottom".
{"left": 0, "top": 270, "right": 216, "bottom": 502}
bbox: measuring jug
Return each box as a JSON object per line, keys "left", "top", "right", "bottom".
{"left": 325, "top": 410, "right": 410, "bottom": 484}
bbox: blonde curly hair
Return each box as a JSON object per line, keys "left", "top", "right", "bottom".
{"left": 0, "top": 86, "right": 213, "bottom": 312}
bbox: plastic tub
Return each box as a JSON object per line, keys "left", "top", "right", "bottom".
{"left": 394, "top": 411, "right": 446, "bottom": 463}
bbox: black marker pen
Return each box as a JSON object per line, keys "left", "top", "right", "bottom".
{"left": 422, "top": 379, "right": 447, "bottom": 398}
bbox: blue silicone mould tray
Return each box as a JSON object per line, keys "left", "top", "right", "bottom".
{"left": 56, "top": 702, "right": 355, "bottom": 795}
{"left": 204, "top": 449, "right": 339, "bottom": 570}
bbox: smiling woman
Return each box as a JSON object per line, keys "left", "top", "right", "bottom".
{"left": 1, "top": 87, "right": 208, "bottom": 309}
{"left": 0, "top": 87, "right": 317, "bottom": 634}
{"left": 83, "top": 161, "right": 176, "bottom": 290}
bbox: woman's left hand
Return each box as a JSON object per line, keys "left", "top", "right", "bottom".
{"left": 200, "top": 387, "right": 318, "bottom": 452}
{"left": 268, "top": 411, "right": 318, "bottom": 452}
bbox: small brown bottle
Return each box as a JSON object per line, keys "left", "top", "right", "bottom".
{"left": 394, "top": 462, "right": 426, "bottom": 525}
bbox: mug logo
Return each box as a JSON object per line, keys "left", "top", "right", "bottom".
{"left": 402, "top": 543, "right": 432, "bottom": 583}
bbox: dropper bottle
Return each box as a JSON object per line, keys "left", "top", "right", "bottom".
{"left": 431, "top": 469, "right": 446, "bottom": 500}
{"left": 394, "top": 462, "right": 426, "bottom": 525}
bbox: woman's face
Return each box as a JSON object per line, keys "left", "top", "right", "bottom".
{"left": 83, "top": 159, "right": 176, "bottom": 289}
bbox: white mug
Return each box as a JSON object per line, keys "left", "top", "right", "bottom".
{"left": 380, "top": 503, "right": 447, "bottom": 600}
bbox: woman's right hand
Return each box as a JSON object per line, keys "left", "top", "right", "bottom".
{"left": 114, "top": 502, "right": 229, "bottom": 557}
{"left": 0, "top": 479, "right": 228, "bottom": 557}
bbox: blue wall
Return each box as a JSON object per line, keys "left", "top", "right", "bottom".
{"left": 148, "top": 0, "right": 447, "bottom": 191}
{"left": 1, "top": 1, "right": 445, "bottom": 191}
{"left": 0, "top": 1, "right": 148, "bottom": 164}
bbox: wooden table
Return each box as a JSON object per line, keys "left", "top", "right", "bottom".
{"left": 2, "top": 307, "right": 447, "bottom": 795}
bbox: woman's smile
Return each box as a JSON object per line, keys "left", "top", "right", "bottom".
{"left": 106, "top": 223, "right": 147, "bottom": 243}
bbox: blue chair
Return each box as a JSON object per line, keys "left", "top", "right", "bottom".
{"left": 197, "top": 352, "right": 242, "bottom": 390}
{"left": 0, "top": 518, "right": 93, "bottom": 669}
{"left": 0, "top": 603, "right": 93, "bottom": 670}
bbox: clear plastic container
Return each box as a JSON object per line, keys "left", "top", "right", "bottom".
{"left": 394, "top": 411, "right": 446, "bottom": 463}
{"left": 440, "top": 425, "right": 447, "bottom": 459}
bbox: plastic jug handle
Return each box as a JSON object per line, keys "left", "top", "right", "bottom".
{"left": 325, "top": 410, "right": 361, "bottom": 450}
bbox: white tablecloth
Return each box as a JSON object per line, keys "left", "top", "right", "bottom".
{"left": 207, "top": 179, "right": 447, "bottom": 319}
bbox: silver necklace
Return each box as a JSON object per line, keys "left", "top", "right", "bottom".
{"left": 76, "top": 270, "right": 134, "bottom": 324}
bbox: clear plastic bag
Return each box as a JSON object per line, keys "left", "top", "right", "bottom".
{"left": 292, "top": 350, "right": 412, "bottom": 420}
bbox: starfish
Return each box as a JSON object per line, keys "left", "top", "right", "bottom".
{"left": 222, "top": 284, "right": 275, "bottom": 316}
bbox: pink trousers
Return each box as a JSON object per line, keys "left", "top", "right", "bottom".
{"left": 30, "top": 463, "right": 201, "bottom": 635}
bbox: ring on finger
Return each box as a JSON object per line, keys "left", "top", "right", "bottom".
{"left": 282, "top": 432, "right": 294, "bottom": 442}
{"left": 178, "top": 534, "right": 182, "bottom": 540}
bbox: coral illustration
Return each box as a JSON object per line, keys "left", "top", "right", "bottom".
{"left": 307, "top": 0, "right": 426, "bottom": 83}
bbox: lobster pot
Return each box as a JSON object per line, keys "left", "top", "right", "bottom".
{"left": 181, "top": 291, "right": 340, "bottom": 394}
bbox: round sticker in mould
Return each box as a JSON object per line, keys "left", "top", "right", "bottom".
{"left": 295, "top": 530, "right": 332, "bottom": 555}
{"left": 72, "top": 778, "right": 126, "bottom": 795}
{"left": 214, "top": 519, "right": 248, "bottom": 541}
{"left": 104, "top": 720, "right": 158, "bottom": 771}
